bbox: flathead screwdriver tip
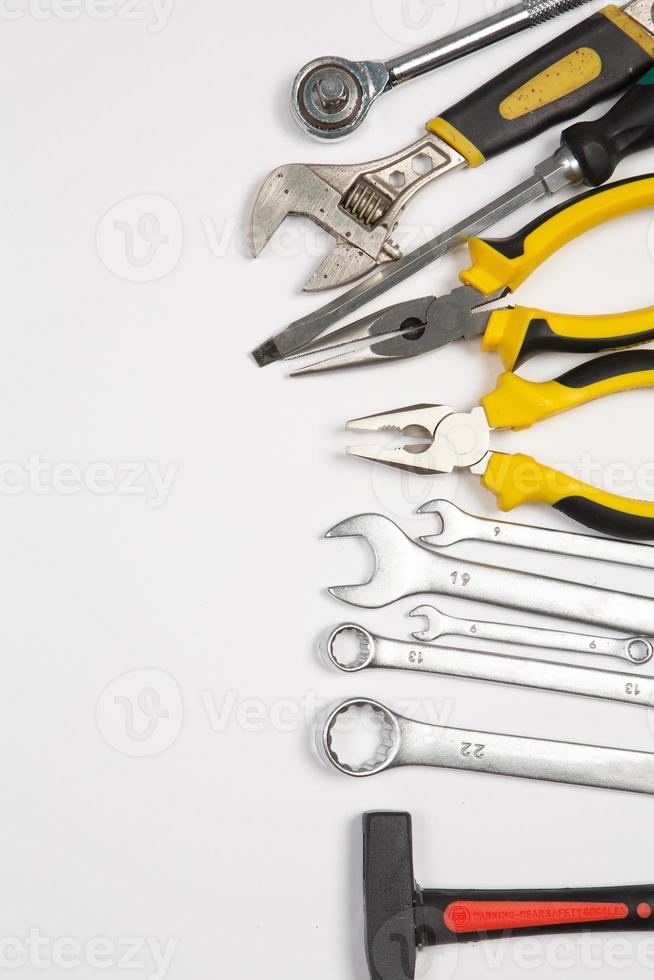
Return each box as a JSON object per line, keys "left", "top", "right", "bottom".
{"left": 251, "top": 338, "right": 282, "bottom": 367}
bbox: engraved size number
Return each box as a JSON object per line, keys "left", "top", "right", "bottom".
{"left": 409, "top": 650, "right": 424, "bottom": 665}
{"left": 461, "top": 742, "right": 486, "bottom": 759}
{"left": 625, "top": 683, "right": 642, "bottom": 697}
{"left": 451, "top": 572, "right": 471, "bottom": 587}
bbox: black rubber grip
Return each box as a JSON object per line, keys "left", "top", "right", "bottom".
{"left": 515, "top": 318, "right": 654, "bottom": 367}
{"left": 555, "top": 497, "right": 654, "bottom": 538}
{"left": 555, "top": 349, "right": 654, "bottom": 386}
{"left": 439, "top": 11, "right": 654, "bottom": 160}
{"left": 563, "top": 67, "right": 654, "bottom": 185}
{"left": 418, "top": 886, "right": 654, "bottom": 947}
{"left": 480, "top": 174, "right": 651, "bottom": 260}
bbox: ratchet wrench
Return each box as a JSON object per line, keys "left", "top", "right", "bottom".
{"left": 292, "top": 0, "right": 593, "bottom": 140}
{"left": 326, "top": 624, "right": 654, "bottom": 705}
{"left": 320, "top": 697, "right": 654, "bottom": 793}
{"left": 409, "top": 604, "right": 653, "bottom": 664}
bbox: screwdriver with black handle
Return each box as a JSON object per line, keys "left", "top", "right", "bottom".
{"left": 257, "top": 67, "right": 654, "bottom": 366}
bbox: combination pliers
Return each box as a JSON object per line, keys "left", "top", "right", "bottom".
{"left": 347, "top": 348, "right": 654, "bottom": 540}
{"left": 292, "top": 174, "right": 654, "bottom": 374}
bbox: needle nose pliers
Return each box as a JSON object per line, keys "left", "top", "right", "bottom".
{"left": 347, "top": 348, "right": 654, "bottom": 540}
{"left": 293, "top": 174, "right": 654, "bottom": 374}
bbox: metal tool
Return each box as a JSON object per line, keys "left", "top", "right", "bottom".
{"left": 362, "top": 812, "right": 654, "bottom": 980}
{"left": 347, "top": 350, "right": 654, "bottom": 538}
{"left": 252, "top": 59, "right": 654, "bottom": 366}
{"left": 292, "top": 0, "right": 594, "bottom": 140}
{"left": 254, "top": 1, "right": 654, "bottom": 295}
{"left": 420, "top": 498, "right": 654, "bottom": 569}
{"left": 291, "top": 168, "right": 654, "bottom": 374}
{"left": 320, "top": 697, "right": 654, "bottom": 793}
{"left": 325, "top": 513, "right": 654, "bottom": 633}
{"left": 409, "top": 604, "right": 653, "bottom": 664}
{"left": 326, "top": 623, "right": 654, "bottom": 706}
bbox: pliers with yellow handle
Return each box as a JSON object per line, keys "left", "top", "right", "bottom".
{"left": 293, "top": 173, "right": 654, "bottom": 375}
{"left": 347, "top": 349, "right": 654, "bottom": 540}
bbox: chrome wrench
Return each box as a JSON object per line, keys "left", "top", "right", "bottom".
{"left": 419, "top": 498, "right": 654, "bottom": 568}
{"left": 320, "top": 698, "right": 654, "bottom": 794}
{"left": 325, "top": 624, "right": 654, "bottom": 705}
{"left": 326, "top": 514, "right": 654, "bottom": 635}
{"left": 291, "top": 0, "right": 593, "bottom": 140}
{"left": 409, "top": 604, "right": 653, "bottom": 665}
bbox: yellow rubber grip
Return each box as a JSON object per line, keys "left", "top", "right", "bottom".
{"left": 481, "top": 356, "right": 654, "bottom": 431}
{"left": 482, "top": 452, "right": 654, "bottom": 538}
{"left": 481, "top": 305, "right": 654, "bottom": 370}
{"left": 460, "top": 175, "right": 654, "bottom": 296}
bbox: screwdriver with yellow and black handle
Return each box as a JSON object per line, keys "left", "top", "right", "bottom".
{"left": 253, "top": 5, "right": 654, "bottom": 366}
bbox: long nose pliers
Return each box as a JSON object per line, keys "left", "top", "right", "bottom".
{"left": 293, "top": 174, "right": 654, "bottom": 374}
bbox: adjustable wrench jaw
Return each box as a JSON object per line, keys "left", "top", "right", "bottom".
{"left": 346, "top": 405, "right": 491, "bottom": 474}
{"left": 249, "top": 136, "right": 467, "bottom": 291}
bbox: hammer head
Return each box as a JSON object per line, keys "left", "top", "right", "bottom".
{"left": 363, "top": 811, "right": 417, "bottom": 980}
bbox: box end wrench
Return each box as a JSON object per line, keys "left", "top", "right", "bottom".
{"left": 324, "top": 624, "right": 654, "bottom": 708}
{"left": 319, "top": 697, "right": 654, "bottom": 794}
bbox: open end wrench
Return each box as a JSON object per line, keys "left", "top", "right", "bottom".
{"left": 320, "top": 698, "right": 654, "bottom": 794}
{"left": 325, "top": 514, "right": 654, "bottom": 635}
{"left": 419, "top": 498, "right": 654, "bottom": 569}
{"left": 409, "top": 605, "right": 653, "bottom": 665}
{"left": 325, "top": 625, "right": 654, "bottom": 708}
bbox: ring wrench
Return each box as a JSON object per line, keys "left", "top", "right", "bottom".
{"left": 320, "top": 698, "right": 654, "bottom": 794}
{"left": 291, "top": 0, "right": 593, "bottom": 140}
{"left": 326, "top": 624, "right": 654, "bottom": 706}
{"left": 409, "top": 605, "right": 653, "bottom": 665}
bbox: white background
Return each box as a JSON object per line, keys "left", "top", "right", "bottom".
{"left": 2, "top": 0, "right": 654, "bottom": 978}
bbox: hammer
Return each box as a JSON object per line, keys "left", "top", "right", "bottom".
{"left": 363, "top": 811, "right": 654, "bottom": 980}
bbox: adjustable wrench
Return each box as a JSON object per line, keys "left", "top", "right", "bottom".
{"left": 320, "top": 698, "right": 654, "bottom": 793}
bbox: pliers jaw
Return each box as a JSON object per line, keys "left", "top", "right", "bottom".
{"left": 289, "top": 286, "right": 508, "bottom": 376}
{"left": 346, "top": 405, "right": 491, "bottom": 474}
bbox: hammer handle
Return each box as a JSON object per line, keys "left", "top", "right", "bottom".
{"left": 418, "top": 886, "right": 654, "bottom": 944}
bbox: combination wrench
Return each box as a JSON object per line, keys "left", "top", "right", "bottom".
{"left": 326, "top": 624, "right": 654, "bottom": 706}
{"left": 409, "top": 605, "right": 653, "bottom": 665}
{"left": 326, "top": 514, "right": 654, "bottom": 635}
{"left": 420, "top": 498, "right": 654, "bottom": 568}
{"left": 320, "top": 698, "right": 654, "bottom": 794}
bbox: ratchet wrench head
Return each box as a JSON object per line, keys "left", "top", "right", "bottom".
{"left": 291, "top": 57, "right": 390, "bottom": 141}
